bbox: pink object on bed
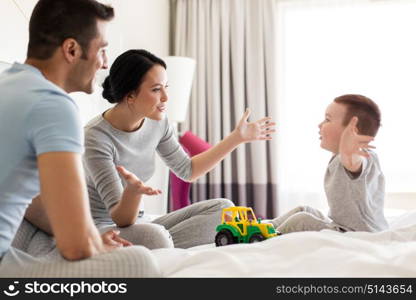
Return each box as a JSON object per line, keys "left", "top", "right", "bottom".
{"left": 170, "top": 131, "right": 211, "bottom": 211}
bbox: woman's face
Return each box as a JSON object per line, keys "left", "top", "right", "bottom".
{"left": 128, "top": 64, "right": 168, "bottom": 121}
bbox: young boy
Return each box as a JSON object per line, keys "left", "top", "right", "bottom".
{"left": 271, "top": 94, "right": 388, "bottom": 233}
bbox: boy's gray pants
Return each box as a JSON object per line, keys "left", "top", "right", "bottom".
{"left": 270, "top": 205, "right": 345, "bottom": 234}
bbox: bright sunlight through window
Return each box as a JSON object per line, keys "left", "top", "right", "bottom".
{"left": 277, "top": 0, "right": 416, "bottom": 213}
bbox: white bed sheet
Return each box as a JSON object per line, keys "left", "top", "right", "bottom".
{"left": 151, "top": 210, "right": 416, "bottom": 277}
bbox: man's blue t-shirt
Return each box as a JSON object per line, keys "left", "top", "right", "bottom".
{"left": 0, "top": 63, "right": 84, "bottom": 258}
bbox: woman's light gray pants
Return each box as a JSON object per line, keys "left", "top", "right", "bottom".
{"left": 98, "top": 198, "right": 234, "bottom": 249}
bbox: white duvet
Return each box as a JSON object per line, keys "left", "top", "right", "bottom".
{"left": 151, "top": 210, "right": 416, "bottom": 277}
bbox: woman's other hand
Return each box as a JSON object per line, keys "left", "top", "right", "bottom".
{"left": 116, "top": 165, "right": 162, "bottom": 196}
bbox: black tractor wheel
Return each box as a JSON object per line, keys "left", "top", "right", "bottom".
{"left": 249, "top": 233, "right": 265, "bottom": 243}
{"left": 215, "top": 230, "right": 236, "bottom": 247}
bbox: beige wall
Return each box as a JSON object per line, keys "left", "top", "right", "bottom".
{"left": 113, "top": 0, "right": 170, "bottom": 57}
{"left": 0, "top": 0, "right": 170, "bottom": 63}
{"left": 0, "top": 0, "right": 34, "bottom": 62}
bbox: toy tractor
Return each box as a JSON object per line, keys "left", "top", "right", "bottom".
{"left": 215, "top": 206, "right": 279, "bottom": 247}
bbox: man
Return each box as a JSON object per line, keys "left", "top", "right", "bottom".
{"left": 0, "top": 0, "right": 158, "bottom": 277}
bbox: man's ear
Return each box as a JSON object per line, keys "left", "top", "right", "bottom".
{"left": 61, "top": 38, "right": 82, "bottom": 63}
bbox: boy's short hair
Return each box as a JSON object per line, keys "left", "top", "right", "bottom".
{"left": 334, "top": 94, "right": 381, "bottom": 137}
{"left": 27, "top": 0, "right": 114, "bottom": 60}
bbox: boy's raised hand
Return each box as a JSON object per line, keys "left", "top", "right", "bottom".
{"left": 339, "top": 116, "right": 375, "bottom": 172}
{"left": 116, "top": 165, "right": 162, "bottom": 196}
{"left": 234, "top": 108, "right": 276, "bottom": 143}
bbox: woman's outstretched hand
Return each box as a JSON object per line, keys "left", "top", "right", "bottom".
{"left": 116, "top": 165, "right": 162, "bottom": 196}
{"left": 233, "top": 108, "right": 276, "bottom": 143}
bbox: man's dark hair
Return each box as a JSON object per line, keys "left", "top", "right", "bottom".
{"left": 27, "top": 0, "right": 114, "bottom": 59}
{"left": 334, "top": 94, "right": 381, "bottom": 137}
{"left": 102, "top": 49, "right": 167, "bottom": 104}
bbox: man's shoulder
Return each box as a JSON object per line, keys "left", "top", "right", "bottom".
{"left": 2, "top": 64, "right": 74, "bottom": 110}
{"left": 3, "top": 63, "right": 48, "bottom": 87}
{"left": 29, "top": 91, "right": 78, "bottom": 123}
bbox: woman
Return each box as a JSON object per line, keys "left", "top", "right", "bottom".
{"left": 84, "top": 49, "right": 276, "bottom": 249}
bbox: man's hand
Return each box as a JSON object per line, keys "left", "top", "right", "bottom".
{"left": 233, "top": 108, "right": 276, "bottom": 143}
{"left": 116, "top": 166, "right": 162, "bottom": 196}
{"left": 101, "top": 229, "right": 132, "bottom": 250}
{"left": 339, "top": 116, "right": 375, "bottom": 172}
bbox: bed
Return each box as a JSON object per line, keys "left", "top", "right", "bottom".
{"left": 150, "top": 210, "right": 416, "bottom": 277}
{"left": 10, "top": 209, "right": 416, "bottom": 277}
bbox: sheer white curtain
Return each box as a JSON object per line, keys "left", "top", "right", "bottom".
{"left": 276, "top": 0, "right": 416, "bottom": 213}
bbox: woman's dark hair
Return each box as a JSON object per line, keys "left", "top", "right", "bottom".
{"left": 27, "top": 0, "right": 114, "bottom": 60}
{"left": 102, "top": 49, "right": 166, "bottom": 104}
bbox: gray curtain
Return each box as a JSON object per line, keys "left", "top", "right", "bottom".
{"left": 170, "top": 0, "right": 279, "bottom": 218}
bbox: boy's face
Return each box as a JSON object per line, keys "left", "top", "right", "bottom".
{"left": 318, "top": 102, "right": 347, "bottom": 153}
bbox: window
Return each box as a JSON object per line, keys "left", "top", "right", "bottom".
{"left": 277, "top": 0, "right": 416, "bottom": 213}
